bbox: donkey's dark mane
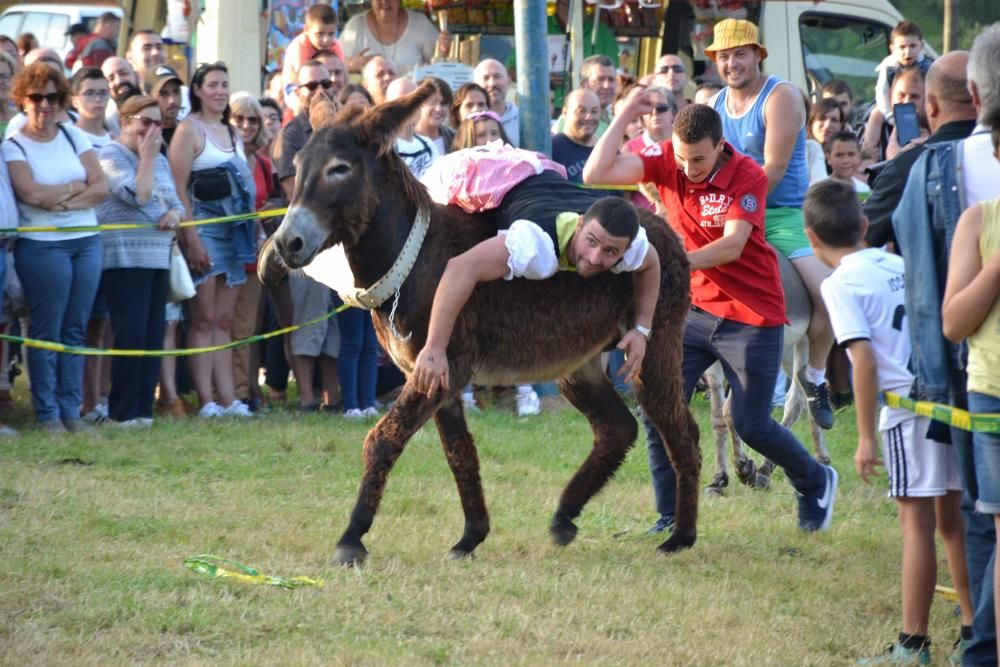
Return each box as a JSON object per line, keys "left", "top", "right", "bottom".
{"left": 377, "top": 147, "right": 433, "bottom": 215}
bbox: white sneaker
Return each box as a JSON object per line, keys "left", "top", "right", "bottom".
{"left": 516, "top": 389, "right": 541, "bottom": 416}
{"left": 222, "top": 400, "right": 253, "bottom": 417}
{"left": 461, "top": 392, "right": 479, "bottom": 411}
{"left": 198, "top": 401, "right": 224, "bottom": 418}
{"left": 0, "top": 424, "right": 17, "bottom": 437}
{"left": 82, "top": 409, "right": 108, "bottom": 425}
{"left": 95, "top": 402, "right": 109, "bottom": 419}
{"left": 343, "top": 408, "right": 365, "bottom": 419}
{"left": 115, "top": 418, "right": 152, "bottom": 428}
{"left": 361, "top": 406, "right": 380, "bottom": 418}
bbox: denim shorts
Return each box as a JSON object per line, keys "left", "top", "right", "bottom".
{"left": 193, "top": 226, "right": 247, "bottom": 289}
{"left": 971, "top": 391, "right": 1000, "bottom": 514}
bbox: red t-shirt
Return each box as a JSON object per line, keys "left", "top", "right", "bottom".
{"left": 639, "top": 140, "right": 786, "bottom": 327}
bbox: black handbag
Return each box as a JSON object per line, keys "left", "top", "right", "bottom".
{"left": 190, "top": 166, "right": 232, "bottom": 201}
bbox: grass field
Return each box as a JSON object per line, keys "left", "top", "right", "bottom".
{"left": 0, "top": 392, "right": 964, "bottom": 666}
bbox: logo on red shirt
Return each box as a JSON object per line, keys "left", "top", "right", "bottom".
{"left": 740, "top": 194, "right": 758, "bottom": 213}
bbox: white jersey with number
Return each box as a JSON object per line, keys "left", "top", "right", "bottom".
{"left": 821, "top": 248, "right": 912, "bottom": 429}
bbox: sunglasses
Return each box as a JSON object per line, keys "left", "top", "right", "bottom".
{"left": 657, "top": 64, "right": 686, "bottom": 74}
{"left": 233, "top": 114, "right": 260, "bottom": 126}
{"left": 125, "top": 115, "right": 163, "bottom": 128}
{"left": 298, "top": 79, "right": 333, "bottom": 92}
{"left": 653, "top": 103, "right": 673, "bottom": 114}
{"left": 26, "top": 92, "right": 60, "bottom": 105}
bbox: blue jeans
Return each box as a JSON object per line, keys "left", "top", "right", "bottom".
{"left": 337, "top": 306, "right": 378, "bottom": 410}
{"left": 15, "top": 236, "right": 102, "bottom": 422}
{"left": 647, "top": 308, "right": 827, "bottom": 517}
{"left": 964, "top": 391, "right": 1000, "bottom": 666}
{"left": 103, "top": 268, "right": 168, "bottom": 421}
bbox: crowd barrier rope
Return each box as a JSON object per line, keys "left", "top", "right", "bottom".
{"left": 884, "top": 392, "right": 1000, "bottom": 434}
{"left": 0, "top": 207, "right": 288, "bottom": 235}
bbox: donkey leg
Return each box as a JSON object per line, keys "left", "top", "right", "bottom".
{"left": 433, "top": 398, "right": 490, "bottom": 559}
{"left": 636, "top": 358, "right": 702, "bottom": 555}
{"left": 551, "top": 357, "right": 638, "bottom": 547}
{"left": 724, "top": 392, "right": 759, "bottom": 488}
{"left": 332, "top": 385, "right": 442, "bottom": 567}
{"left": 705, "top": 363, "right": 730, "bottom": 496}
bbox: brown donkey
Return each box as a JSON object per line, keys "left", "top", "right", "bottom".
{"left": 261, "top": 81, "right": 701, "bottom": 565}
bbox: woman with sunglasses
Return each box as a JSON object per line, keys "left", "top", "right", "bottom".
{"left": 0, "top": 62, "right": 108, "bottom": 432}
{"left": 168, "top": 62, "right": 256, "bottom": 419}
{"left": 95, "top": 95, "right": 182, "bottom": 426}
{"left": 228, "top": 92, "right": 278, "bottom": 411}
{"left": 70, "top": 67, "right": 114, "bottom": 425}
{"left": 621, "top": 85, "right": 676, "bottom": 215}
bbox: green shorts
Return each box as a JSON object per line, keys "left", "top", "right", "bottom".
{"left": 765, "top": 207, "right": 813, "bottom": 259}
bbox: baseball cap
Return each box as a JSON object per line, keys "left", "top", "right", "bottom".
{"left": 144, "top": 65, "right": 183, "bottom": 96}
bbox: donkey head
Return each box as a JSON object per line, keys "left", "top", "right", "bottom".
{"left": 271, "top": 80, "right": 438, "bottom": 269}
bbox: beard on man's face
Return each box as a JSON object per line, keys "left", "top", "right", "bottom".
{"left": 113, "top": 82, "right": 142, "bottom": 104}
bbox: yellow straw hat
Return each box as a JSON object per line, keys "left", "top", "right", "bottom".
{"left": 704, "top": 18, "right": 768, "bottom": 62}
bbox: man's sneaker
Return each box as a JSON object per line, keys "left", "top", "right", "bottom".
{"left": 461, "top": 391, "right": 479, "bottom": 412}
{"left": 646, "top": 515, "right": 675, "bottom": 535}
{"left": 115, "top": 418, "right": 152, "bottom": 428}
{"left": 198, "top": 401, "right": 225, "bottom": 418}
{"left": 797, "top": 366, "right": 835, "bottom": 430}
{"left": 343, "top": 408, "right": 365, "bottom": 419}
{"left": 222, "top": 400, "right": 253, "bottom": 417}
{"left": 63, "top": 419, "right": 94, "bottom": 433}
{"left": 797, "top": 464, "right": 838, "bottom": 532}
{"left": 858, "top": 642, "right": 931, "bottom": 665}
{"left": 361, "top": 406, "right": 380, "bottom": 418}
{"left": 38, "top": 419, "right": 66, "bottom": 433}
{"left": 516, "top": 389, "right": 541, "bottom": 416}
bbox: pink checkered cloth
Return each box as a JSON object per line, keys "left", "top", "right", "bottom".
{"left": 420, "top": 141, "right": 569, "bottom": 214}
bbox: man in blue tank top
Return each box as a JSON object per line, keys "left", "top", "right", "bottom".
{"left": 707, "top": 18, "right": 836, "bottom": 430}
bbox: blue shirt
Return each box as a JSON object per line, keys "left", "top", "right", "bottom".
{"left": 713, "top": 76, "right": 809, "bottom": 208}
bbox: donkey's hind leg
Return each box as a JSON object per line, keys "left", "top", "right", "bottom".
{"left": 332, "top": 385, "right": 442, "bottom": 567}
{"left": 433, "top": 398, "right": 490, "bottom": 559}
{"left": 704, "top": 362, "right": 731, "bottom": 495}
{"left": 636, "top": 350, "right": 701, "bottom": 555}
{"left": 551, "top": 357, "right": 638, "bottom": 547}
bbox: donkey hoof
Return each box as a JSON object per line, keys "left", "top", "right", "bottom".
{"left": 550, "top": 515, "right": 578, "bottom": 547}
{"left": 655, "top": 532, "right": 696, "bottom": 555}
{"left": 331, "top": 543, "right": 368, "bottom": 567}
{"left": 704, "top": 484, "right": 725, "bottom": 497}
{"left": 735, "top": 458, "right": 758, "bottom": 487}
{"left": 753, "top": 473, "right": 772, "bottom": 490}
{"left": 447, "top": 548, "right": 476, "bottom": 561}
{"left": 818, "top": 455, "right": 831, "bottom": 465}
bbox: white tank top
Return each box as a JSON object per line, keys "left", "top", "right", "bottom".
{"left": 189, "top": 114, "right": 244, "bottom": 171}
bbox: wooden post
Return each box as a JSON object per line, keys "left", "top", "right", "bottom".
{"left": 943, "top": 0, "right": 959, "bottom": 52}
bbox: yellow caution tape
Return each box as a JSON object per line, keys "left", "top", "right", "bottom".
{"left": 184, "top": 554, "right": 324, "bottom": 589}
{"left": 885, "top": 392, "right": 1000, "bottom": 434}
{"left": 935, "top": 585, "right": 959, "bottom": 603}
{"left": 0, "top": 208, "right": 288, "bottom": 234}
{"left": 0, "top": 303, "right": 350, "bottom": 357}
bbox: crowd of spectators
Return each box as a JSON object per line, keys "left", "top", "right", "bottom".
{"left": 0, "top": 3, "right": 999, "bottom": 664}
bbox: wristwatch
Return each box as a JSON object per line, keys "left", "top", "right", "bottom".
{"left": 634, "top": 324, "right": 652, "bottom": 340}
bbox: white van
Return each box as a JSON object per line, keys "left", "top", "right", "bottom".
{"left": 662, "top": 0, "right": 936, "bottom": 109}
{"left": 0, "top": 4, "right": 124, "bottom": 60}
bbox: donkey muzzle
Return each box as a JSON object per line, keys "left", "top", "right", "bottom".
{"left": 272, "top": 205, "right": 328, "bottom": 269}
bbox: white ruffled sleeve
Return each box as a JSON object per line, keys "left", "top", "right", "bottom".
{"left": 610, "top": 225, "right": 650, "bottom": 274}
{"left": 501, "top": 219, "right": 558, "bottom": 280}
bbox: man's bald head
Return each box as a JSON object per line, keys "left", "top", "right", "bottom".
{"left": 563, "top": 88, "right": 601, "bottom": 145}
{"left": 24, "top": 48, "right": 62, "bottom": 71}
{"left": 362, "top": 56, "right": 397, "bottom": 104}
{"left": 925, "top": 51, "right": 976, "bottom": 132}
{"left": 385, "top": 77, "right": 416, "bottom": 102}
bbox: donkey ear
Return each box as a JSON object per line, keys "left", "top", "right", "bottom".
{"left": 308, "top": 95, "right": 339, "bottom": 131}
{"left": 358, "top": 79, "right": 439, "bottom": 154}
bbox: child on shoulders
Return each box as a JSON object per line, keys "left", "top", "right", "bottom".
{"left": 281, "top": 4, "right": 346, "bottom": 92}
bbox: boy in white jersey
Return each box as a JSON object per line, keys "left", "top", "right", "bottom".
{"left": 804, "top": 179, "right": 973, "bottom": 665}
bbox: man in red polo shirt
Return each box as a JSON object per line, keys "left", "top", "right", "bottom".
{"left": 584, "top": 95, "right": 838, "bottom": 533}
